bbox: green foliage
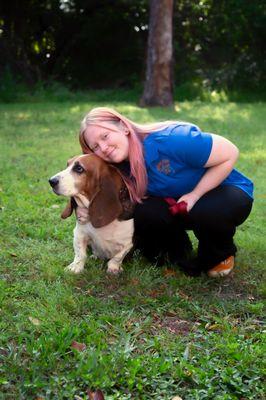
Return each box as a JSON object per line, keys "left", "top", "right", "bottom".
{"left": 0, "top": 78, "right": 264, "bottom": 104}
{"left": 0, "top": 0, "right": 265, "bottom": 92}
{"left": 0, "top": 97, "right": 265, "bottom": 399}
{"left": 0, "top": 68, "right": 28, "bottom": 102}
{"left": 174, "top": 0, "right": 266, "bottom": 91}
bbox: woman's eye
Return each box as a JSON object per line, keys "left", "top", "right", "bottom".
{"left": 92, "top": 144, "right": 99, "bottom": 151}
{"left": 103, "top": 133, "right": 109, "bottom": 139}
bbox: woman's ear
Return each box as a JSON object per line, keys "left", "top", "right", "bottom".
{"left": 119, "top": 120, "right": 129, "bottom": 135}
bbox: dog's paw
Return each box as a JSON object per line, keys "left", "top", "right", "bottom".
{"left": 65, "top": 261, "right": 85, "bottom": 274}
{"left": 107, "top": 261, "right": 123, "bottom": 275}
{"left": 107, "top": 267, "right": 123, "bottom": 275}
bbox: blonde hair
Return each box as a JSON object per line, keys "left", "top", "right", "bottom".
{"left": 80, "top": 107, "right": 180, "bottom": 203}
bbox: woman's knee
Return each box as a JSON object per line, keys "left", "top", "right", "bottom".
{"left": 187, "top": 186, "right": 252, "bottom": 230}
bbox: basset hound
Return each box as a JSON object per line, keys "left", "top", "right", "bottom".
{"left": 49, "top": 154, "right": 134, "bottom": 274}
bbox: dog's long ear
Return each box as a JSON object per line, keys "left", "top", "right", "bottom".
{"left": 89, "top": 174, "right": 123, "bottom": 228}
{"left": 61, "top": 197, "right": 77, "bottom": 219}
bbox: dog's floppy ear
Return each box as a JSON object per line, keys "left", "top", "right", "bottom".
{"left": 89, "top": 174, "right": 123, "bottom": 228}
{"left": 61, "top": 197, "right": 77, "bottom": 219}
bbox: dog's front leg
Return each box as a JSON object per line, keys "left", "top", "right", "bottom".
{"left": 65, "top": 224, "right": 90, "bottom": 274}
{"left": 107, "top": 242, "right": 133, "bottom": 274}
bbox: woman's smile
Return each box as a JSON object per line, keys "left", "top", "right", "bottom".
{"left": 105, "top": 147, "right": 116, "bottom": 160}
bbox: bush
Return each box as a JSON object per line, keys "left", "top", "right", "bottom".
{"left": 0, "top": 68, "right": 27, "bottom": 102}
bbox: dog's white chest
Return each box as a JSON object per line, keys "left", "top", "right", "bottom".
{"left": 77, "top": 219, "right": 134, "bottom": 259}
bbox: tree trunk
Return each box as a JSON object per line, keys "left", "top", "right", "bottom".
{"left": 140, "top": 0, "right": 174, "bottom": 107}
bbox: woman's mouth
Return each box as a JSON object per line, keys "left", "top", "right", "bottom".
{"left": 106, "top": 148, "right": 115, "bottom": 158}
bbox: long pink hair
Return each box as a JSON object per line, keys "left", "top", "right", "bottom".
{"left": 80, "top": 107, "right": 181, "bottom": 203}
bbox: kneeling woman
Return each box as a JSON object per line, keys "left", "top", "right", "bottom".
{"left": 77, "top": 107, "right": 253, "bottom": 277}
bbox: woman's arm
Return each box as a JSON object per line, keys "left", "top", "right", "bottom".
{"left": 177, "top": 134, "right": 239, "bottom": 211}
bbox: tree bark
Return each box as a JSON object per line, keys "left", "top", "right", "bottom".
{"left": 140, "top": 0, "right": 174, "bottom": 107}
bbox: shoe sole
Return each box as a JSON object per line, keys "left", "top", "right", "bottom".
{"left": 208, "top": 267, "right": 234, "bottom": 278}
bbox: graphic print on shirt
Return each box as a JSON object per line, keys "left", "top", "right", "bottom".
{"left": 156, "top": 159, "right": 172, "bottom": 175}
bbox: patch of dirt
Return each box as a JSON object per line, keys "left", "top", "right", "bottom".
{"left": 152, "top": 314, "right": 195, "bottom": 336}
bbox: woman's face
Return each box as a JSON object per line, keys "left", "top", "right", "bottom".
{"left": 84, "top": 122, "right": 129, "bottom": 163}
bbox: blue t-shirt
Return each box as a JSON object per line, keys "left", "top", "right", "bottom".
{"left": 143, "top": 124, "right": 254, "bottom": 199}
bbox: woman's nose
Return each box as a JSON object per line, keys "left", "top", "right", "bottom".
{"left": 100, "top": 142, "right": 109, "bottom": 153}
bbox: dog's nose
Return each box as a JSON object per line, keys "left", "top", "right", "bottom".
{"left": 49, "top": 177, "right": 59, "bottom": 188}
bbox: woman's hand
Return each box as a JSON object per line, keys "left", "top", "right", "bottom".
{"left": 75, "top": 206, "right": 89, "bottom": 224}
{"left": 177, "top": 192, "right": 200, "bottom": 212}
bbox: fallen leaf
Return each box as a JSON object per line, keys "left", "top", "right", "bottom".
{"left": 87, "top": 389, "right": 105, "bottom": 399}
{"left": 29, "top": 317, "right": 41, "bottom": 326}
{"left": 71, "top": 341, "right": 86, "bottom": 352}
{"left": 163, "top": 268, "right": 177, "bottom": 277}
{"left": 178, "top": 290, "right": 190, "bottom": 300}
{"left": 148, "top": 284, "right": 166, "bottom": 298}
{"left": 205, "top": 323, "right": 222, "bottom": 331}
{"left": 51, "top": 204, "right": 60, "bottom": 209}
{"left": 130, "top": 278, "right": 140, "bottom": 286}
{"left": 165, "top": 310, "right": 177, "bottom": 317}
{"left": 152, "top": 313, "right": 160, "bottom": 321}
{"left": 172, "top": 396, "right": 183, "bottom": 400}
{"left": 149, "top": 289, "right": 160, "bottom": 298}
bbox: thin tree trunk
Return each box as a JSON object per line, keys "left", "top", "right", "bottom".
{"left": 140, "top": 0, "right": 174, "bottom": 107}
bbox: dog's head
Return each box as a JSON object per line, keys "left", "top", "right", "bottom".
{"left": 49, "top": 154, "right": 125, "bottom": 228}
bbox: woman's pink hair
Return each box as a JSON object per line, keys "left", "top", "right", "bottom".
{"left": 80, "top": 107, "right": 178, "bottom": 203}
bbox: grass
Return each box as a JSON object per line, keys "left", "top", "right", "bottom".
{"left": 0, "top": 92, "right": 265, "bottom": 399}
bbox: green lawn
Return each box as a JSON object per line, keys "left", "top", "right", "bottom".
{"left": 0, "top": 95, "right": 265, "bottom": 399}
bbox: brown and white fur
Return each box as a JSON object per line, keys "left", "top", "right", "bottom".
{"left": 49, "top": 154, "right": 134, "bottom": 274}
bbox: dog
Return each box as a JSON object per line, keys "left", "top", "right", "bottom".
{"left": 49, "top": 154, "right": 134, "bottom": 274}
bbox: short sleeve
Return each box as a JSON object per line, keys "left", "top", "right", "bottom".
{"left": 161, "top": 124, "right": 213, "bottom": 168}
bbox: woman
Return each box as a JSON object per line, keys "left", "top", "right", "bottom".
{"left": 77, "top": 107, "right": 253, "bottom": 277}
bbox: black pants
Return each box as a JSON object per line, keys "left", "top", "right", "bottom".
{"left": 133, "top": 186, "right": 253, "bottom": 271}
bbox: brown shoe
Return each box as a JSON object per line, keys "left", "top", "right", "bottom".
{"left": 208, "top": 256, "right": 235, "bottom": 278}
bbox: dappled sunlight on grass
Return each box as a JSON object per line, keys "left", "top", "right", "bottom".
{"left": 174, "top": 102, "right": 252, "bottom": 123}
{"left": 241, "top": 148, "right": 266, "bottom": 161}
{"left": 70, "top": 105, "right": 82, "bottom": 113}
{"left": 16, "top": 112, "right": 32, "bottom": 120}
{"left": 39, "top": 127, "right": 51, "bottom": 133}
{"left": 115, "top": 101, "right": 262, "bottom": 130}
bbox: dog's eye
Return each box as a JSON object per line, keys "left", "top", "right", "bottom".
{"left": 73, "top": 164, "right": 84, "bottom": 174}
